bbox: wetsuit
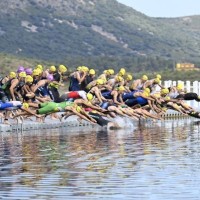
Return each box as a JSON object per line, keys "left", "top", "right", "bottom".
{"left": 0, "top": 101, "right": 22, "bottom": 110}
{"left": 125, "top": 97, "right": 147, "bottom": 107}
{"left": 14, "top": 80, "right": 25, "bottom": 100}
{"left": 85, "top": 80, "right": 96, "bottom": 93}
{"left": 88, "top": 112, "right": 109, "bottom": 126}
{"left": 168, "top": 87, "right": 200, "bottom": 102}
{"left": 0, "top": 89, "right": 8, "bottom": 102}
{"left": 69, "top": 74, "right": 81, "bottom": 91}
{"left": 176, "top": 93, "right": 200, "bottom": 101}
{"left": 37, "top": 82, "right": 50, "bottom": 97}
{"left": 131, "top": 81, "right": 144, "bottom": 91}
{"left": 101, "top": 91, "right": 113, "bottom": 99}
{"left": 1, "top": 78, "right": 15, "bottom": 101}
{"left": 122, "top": 91, "right": 136, "bottom": 101}
{"left": 60, "top": 91, "right": 87, "bottom": 101}
{"left": 48, "top": 72, "right": 65, "bottom": 103}
{"left": 37, "top": 101, "right": 74, "bottom": 115}
{"left": 188, "top": 111, "right": 200, "bottom": 118}
{"left": 81, "top": 75, "right": 93, "bottom": 91}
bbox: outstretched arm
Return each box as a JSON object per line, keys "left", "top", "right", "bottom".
{"left": 32, "top": 80, "right": 46, "bottom": 92}
{"left": 65, "top": 107, "right": 96, "bottom": 124}
{"left": 9, "top": 79, "right": 19, "bottom": 101}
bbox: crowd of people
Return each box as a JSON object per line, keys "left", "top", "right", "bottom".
{"left": 0, "top": 64, "right": 200, "bottom": 128}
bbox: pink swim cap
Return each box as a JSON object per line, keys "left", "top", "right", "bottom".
{"left": 17, "top": 66, "right": 25, "bottom": 73}
{"left": 47, "top": 74, "right": 54, "bottom": 81}
{"left": 25, "top": 68, "right": 33, "bottom": 75}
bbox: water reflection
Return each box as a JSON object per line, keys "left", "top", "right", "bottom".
{"left": 0, "top": 119, "right": 200, "bottom": 199}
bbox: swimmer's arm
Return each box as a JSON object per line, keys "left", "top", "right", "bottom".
{"left": 139, "top": 93, "right": 154, "bottom": 101}
{"left": 80, "top": 109, "right": 97, "bottom": 122}
{"left": 131, "top": 80, "right": 139, "bottom": 90}
{"left": 77, "top": 71, "right": 87, "bottom": 84}
{"left": 9, "top": 79, "right": 19, "bottom": 101}
{"left": 23, "top": 85, "right": 31, "bottom": 93}
{"left": 20, "top": 107, "right": 41, "bottom": 118}
{"left": 147, "top": 99, "right": 155, "bottom": 111}
{"left": 71, "top": 108, "right": 96, "bottom": 124}
{"left": 99, "top": 92, "right": 107, "bottom": 101}
{"left": 113, "top": 92, "right": 121, "bottom": 105}
{"left": 33, "top": 80, "right": 46, "bottom": 92}
{"left": 118, "top": 94, "right": 124, "bottom": 104}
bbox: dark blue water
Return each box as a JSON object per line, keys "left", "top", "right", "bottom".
{"left": 0, "top": 119, "right": 200, "bottom": 200}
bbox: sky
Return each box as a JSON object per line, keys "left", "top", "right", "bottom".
{"left": 117, "top": 0, "right": 200, "bottom": 18}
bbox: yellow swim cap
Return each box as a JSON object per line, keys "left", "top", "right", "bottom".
{"left": 9, "top": 72, "right": 17, "bottom": 78}
{"left": 87, "top": 93, "right": 93, "bottom": 101}
{"left": 165, "top": 96, "right": 171, "bottom": 100}
{"left": 161, "top": 88, "right": 169, "bottom": 95}
{"left": 103, "top": 70, "right": 108, "bottom": 74}
{"left": 49, "top": 66, "right": 56, "bottom": 72}
{"left": 96, "top": 79, "right": 104, "bottom": 85}
{"left": 59, "top": 65, "right": 67, "bottom": 73}
{"left": 154, "top": 78, "right": 160, "bottom": 84}
{"left": 22, "top": 103, "right": 29, "bottom": 109}
{"left": 116, "top": 76, "right": 123, "bottom": 82}
{"left": 37, "top": 68, "right": 42, "bottom": 75}
{"left": 25, "top": 75, "right": 33, "bottom": 83}
{"left": 89, "top": 69, "right": 95, "bottom": 75}
{"left": 108, "top": 69, "right": 115, "bottom": 75}
{"left": 118, "top": 68, "right": 126, "bottom": 76}
{"left": 32, "top": 69, "right": 40, "bottom": 76}
{"left": 36, "top": 64, "right": 43, "bottom": 71}
{"left": 120, "top": 68, "right": 126, "bottom": 73}
{"left": 77, "top": 66, "right": 82, "bottom": 71}
{"left": 142, "top": 75, "right": 148, "bottom": 81}
{"left": 177, "top": 83, "right": 184, "bottom": 90}
{"left": 19, "top": 72, "right": 27, "bottom": 78}
{"left": 156, "top": 74, "right": 162, "bottom": 79}
{"left": 104, "top": 70, "right": 111, "bottom": 75}
{"left": 126, "top": 74, "right": 133, "bottom": 81}
{"left": 118, "top": 86, "right": 125, "bottom": 91}
{"left": 81, "top": 66, "right": 89, "bottom": 72}
{"left": 119, "top": 71, "right": 125, "bottom": 76}
{"left": 144, "top": 88, "right": 150, "bottom": 94}
{"left": 76, "top": 106, "right": 82, "bottom": 113}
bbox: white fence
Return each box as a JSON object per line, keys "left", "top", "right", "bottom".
{"left": 162, "top": 80, "right": 200, "bottom": 110}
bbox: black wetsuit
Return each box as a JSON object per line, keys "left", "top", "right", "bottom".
{"left": 1, "top": 78, "right": 14, "bottom": 101}
{"left": 88, "top": 112, "right": 109, "bottom": 126}
{"left": 81, "top": 75, "right": 94, "bottom": 91}
{"left": 48, "top": 72, "right": 65, "bottom": 103}
{"left": 188, "top": 111, "right": 200, "bottom": 118}
{"left": 176, "top": 93, "right": 200, "bottom": 101}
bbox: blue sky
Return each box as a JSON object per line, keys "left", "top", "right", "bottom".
{"left": 117, "top": 0, "right": 200, "bottom": 18}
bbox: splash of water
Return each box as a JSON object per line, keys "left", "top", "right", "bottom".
{"left": 111, "top": 116, "right": 136, "bottom": 128}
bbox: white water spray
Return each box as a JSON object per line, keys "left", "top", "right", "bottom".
{"left": 111, "top": 116, "right": 136, "bottom": 128}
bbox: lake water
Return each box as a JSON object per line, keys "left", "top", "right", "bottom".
{"left": 0, "top": 119, "right": 200, "bottom": 200}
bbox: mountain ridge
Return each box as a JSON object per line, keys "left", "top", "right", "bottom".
{"left": 0, "top": 0, "right": 199, "bottom": 65}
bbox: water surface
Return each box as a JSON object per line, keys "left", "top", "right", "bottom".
{"left": 0, "top": 119, "right": 200, "bottom": 199}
